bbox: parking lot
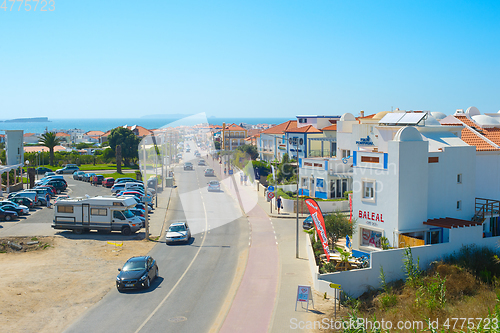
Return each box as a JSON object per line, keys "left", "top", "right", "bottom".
{"left": 0, "top": 173, "right": 127, "bottom": 237}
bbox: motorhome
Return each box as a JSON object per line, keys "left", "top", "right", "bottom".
{"left": 52, "top": 196, "right": 142, "bottom": 235}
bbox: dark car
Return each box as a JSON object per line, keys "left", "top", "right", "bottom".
{"left": 184, "top": 162, "right": 193, "bottom": 170}
{"left": 0, "top": 207, "right": 18, "bottom": 221}
{"left": 95, "top": 175, "right": 105, "bottom": 185}
{"left": 0, "top": 204, "right": 26, "bottom": 216}
{"left": 39, "top": 179, "right": 67, "bottom": 193}
{"left": 102, "top": 177, "right": 115, "bottom": 188}
{"left": 9, "top": 196, "right": 34, "bottom": 209}
{"left": 116, "top": 256, "right": 158, "bottom": 291}
{"left": 35, "top": 167, "right": 53, "bottom": 174}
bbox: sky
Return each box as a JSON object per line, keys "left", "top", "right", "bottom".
{"left": 1, "top": 0, "right": 500, "bottom": 119}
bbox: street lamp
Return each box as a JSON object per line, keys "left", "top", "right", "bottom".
{"left": 295, "top": 139, "right": 300, "bottom": 258}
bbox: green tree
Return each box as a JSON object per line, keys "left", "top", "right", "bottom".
{"left": 214, "top": 141, "right": 221, "bottom": 150}
{"left": 236, "top": 144, "right": 259, "bottom": 160}
{"left": 324, "top": 210, "right": 356, "bottom": 247}
{"left": 276, "top": 153, "right": 295, "bottom": 184}
{"left": 39, "top": 132, "right": 61, "bottom": 166}
{"left": 107, "top": 127, "right": 140, "bottom": 166}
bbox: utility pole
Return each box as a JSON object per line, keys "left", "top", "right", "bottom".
{"left": 296, "top": 139, "right": 300, "bottom": 258}
{"left": 143, "top": 141, "right": 149, "bottom": 241}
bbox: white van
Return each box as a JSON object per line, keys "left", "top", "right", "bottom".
{"left": 123, "top": 182, "right": 144, "bottom": 192}
{"left": 52, "top": 196, "right": 142, "bottom": 235}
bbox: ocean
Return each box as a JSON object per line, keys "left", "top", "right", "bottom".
{"left": 0, "top": 117, "right": 291, "bottom": 134}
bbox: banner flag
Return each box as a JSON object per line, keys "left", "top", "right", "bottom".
{"left": 304, "top": 198, "right": 331, "bottom": 261}
{"left": 349, "top": 193, "right": 352, "bottom": 222}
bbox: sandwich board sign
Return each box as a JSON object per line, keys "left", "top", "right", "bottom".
{"left": 295, "top": 285, "right": 314, "bottom": 311}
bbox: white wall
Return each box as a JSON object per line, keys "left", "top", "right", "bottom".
{"left": 476, "top": 152, "right": 500, "bottom": 200}
{"left": 316, "top": 225, "right": 497, "bottom": 299}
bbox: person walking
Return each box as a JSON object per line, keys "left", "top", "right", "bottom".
{"left": 93, "top": 175, "right": 97, "bottom": 186}
{"left": 46, "top": 193, "right": 51, "bottom": 208}
{"left": 244, "top": 174, "right": 248, "bottom": 185}
{"left": 240, "top": 173, "right": 244, "bottom": 185}
{"left": 276, "top": 195, "right": 283, "bottom": 214}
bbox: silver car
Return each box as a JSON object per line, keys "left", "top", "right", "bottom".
{"left": 165, "top": 222, "right": 191, "bottom": 244}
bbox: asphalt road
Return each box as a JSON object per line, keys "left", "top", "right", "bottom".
{"left": 64, "top": 146, "right": 250, "bottom": 333}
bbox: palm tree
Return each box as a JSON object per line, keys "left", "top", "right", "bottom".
{"left": 39, "top": 132, "right": 61, "bottom": 166}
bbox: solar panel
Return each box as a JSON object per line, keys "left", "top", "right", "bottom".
{"left": 397, "top": 113, "right": 426, "bottom": 125}
{"left": 378, "top": 113, "right": 405, "bottom": 124}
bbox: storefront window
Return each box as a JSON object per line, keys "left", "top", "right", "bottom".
{"left": 361, "top": 228, "right": 382, "bottom": 248}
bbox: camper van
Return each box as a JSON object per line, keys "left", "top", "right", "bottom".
{"left": 52, "top": 196, "right": 142, "bottom": 235}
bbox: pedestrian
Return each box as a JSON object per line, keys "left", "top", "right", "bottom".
{"left": 244, "top": 174, "right": 248, "bottom": 185}
{"left": 240, "top": 173, "right": 243, "bottom": 185}
{"left": 276, "top": 195, "right": 283, "bottom": 214}
{"left": 93, "top": 175, "right": 97, "bottom": 186}
{"left": 46, "top": 193, "right": 51, "bottom": 208}
{"left": 224, "top": 168, "right": 227, "bottom": 175}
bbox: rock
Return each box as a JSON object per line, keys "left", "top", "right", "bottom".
{"left": 8, "top": 241, "right": 22, "bottom": 251}
{"left": 27, "top": 241, "right": 39, "bottom": 245}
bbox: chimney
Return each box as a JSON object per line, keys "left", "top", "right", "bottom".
{"left": 360, "top": 110, "right": 365, "bottom": 117}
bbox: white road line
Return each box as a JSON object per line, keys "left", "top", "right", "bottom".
{"left": 134, "top": 193, "right": 209, "bottom": 333}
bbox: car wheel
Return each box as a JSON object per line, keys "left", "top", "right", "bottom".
{"left": 145, "top": 277, "right": 151, "bottom": 289}
{"left": 121, "top": 226, "right": 131, "bottom": 236}
{"left": 37, "top": 200, "right": 42, "bottom": 206}
{"left": 73, "top": 228, "right": 83, "bottom": 235}
{"left": 83, "top": 228, "right": 90, "bottom": 233}
{"left": 5, "top": 215, "right": 12, "bottom": 221}
{"left": 57, "top": 189, "right": 61, "bottom": 194}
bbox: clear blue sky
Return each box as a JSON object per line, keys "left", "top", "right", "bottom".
{"left": 1, "top": 0, "right": 499, "bottom": 119}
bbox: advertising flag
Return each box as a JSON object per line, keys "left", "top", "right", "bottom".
{"left": 349, "top": 192, "right": 353, "bottom": 222}
{"left": 304, "top": 198, "right": 331, "bottom": 261}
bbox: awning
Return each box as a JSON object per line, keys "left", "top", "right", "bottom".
{"left": 423, "top": 217, "right": 483, "bottom": 229}
{"left": 0, "top": 163, "right": 23, "bottom": 173}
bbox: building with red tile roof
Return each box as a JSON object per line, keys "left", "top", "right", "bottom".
{"left": 258, "top": 120, "right": 297, "bottom": 162}
{"left": 221, "top": 123, "right": 247, "bottom": 150}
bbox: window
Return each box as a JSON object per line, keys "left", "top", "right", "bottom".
{"left": 362, "top": 181, "right": 375, "bottom": 200}
{"left": 457, "top": 200, "right": 461, "bottom": 210}
{"left": 457, "top": 174, "right": 462, "bottom": 184}
{"left": 361, "top": 228, "right": 382, "bottom": 248}
{"left": 361, "top": 156, "right": 380, "bottom": 163}
{"left": 299, "top": 118, "right": 308, "bottom": 124}
{"left": 57, "top": 206, "right": 74, "bottom": 213}
{"left": 428, "top": 157, "right": 439, "bottom": 163}
{"left": 316, "top": 178, "right": 324, "bottom": 189}
{"left": 342, "top": 150, "right": 351, "bottom": 158}
{"left": 91, "top": 208, "right": 107, "bottom": 216}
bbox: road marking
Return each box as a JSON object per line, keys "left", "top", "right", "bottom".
{"left": 134, "top": 195, "right": 208, "bottom": 333}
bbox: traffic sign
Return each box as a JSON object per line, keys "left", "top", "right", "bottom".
{"left": 229, "top": 169, "right": 233, "bottom": 175}
{"left": 268, "top": 186, "right": 275, "bottom": 192}
{"left": 329, "top": 283, "right": 341, "bottom": 290}
{"left": 267, "top": 191, "right": 275, "bottom": 200}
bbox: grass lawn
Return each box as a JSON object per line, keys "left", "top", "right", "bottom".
{"left": 78, "top": 164, "right": 139, "bottom": 171}
{"left": 105, "top": 172, "right": 138, "bottom": 180}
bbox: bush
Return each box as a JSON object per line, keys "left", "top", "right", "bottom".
{"left": 444, "top": 245, "right": 500, "bottom": 283}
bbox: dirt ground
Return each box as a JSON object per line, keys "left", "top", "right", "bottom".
{"left": 0, "top": 236, "right": 155, "bottom": 333}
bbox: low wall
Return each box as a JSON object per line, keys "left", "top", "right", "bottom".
{"left": 276, "top": 184, "right": 297, "bottom": 192}
{"left": 317, "top": 200, "right": 349, "bottom": 213}
{"left": 313, "top": 225, "right": 499, "bottom": 299}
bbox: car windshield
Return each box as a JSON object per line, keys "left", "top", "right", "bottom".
{"left": 209, "top": 181, "right": 219, "bottom": 185}
{"left": 169, "top": 225, "right": 186, "bottom": 232}
{"left": 123, "top": 210, "right": 134, "bottom": 218}
{"left": 122, "top": 260, "right": 146, "bottom": 271}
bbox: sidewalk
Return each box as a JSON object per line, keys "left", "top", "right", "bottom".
{"left": 206, "top": 156, "right": 328, "bottom": 332}
{"left": 146, "top": 185, "right": 174, "bottom": 238}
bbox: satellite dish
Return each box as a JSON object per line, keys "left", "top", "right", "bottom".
{"left": 299, "top": 138, "right": 304, "bottom": 145}
{"left": 289, "top": 138, "right": 292, "bottom": 145}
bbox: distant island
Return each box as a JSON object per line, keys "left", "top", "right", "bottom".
{"left": 140, "top": 114, "right": 191, "bottom": 119}
{"left": 1, "top": 117, "right": 50, "bottom": 123}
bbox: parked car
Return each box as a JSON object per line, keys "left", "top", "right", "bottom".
{"left": 54, "top": 195, "right": 70, "bottom": 203}
{"left": 129, "top": 208, "right": 145, "bottom": 218}
{"left": 44, "top": 171, "right": 56, "bottom": 177}
{"left": 134, "top": 202, "right": 153, "bottom": 211}
{"left": 116, "top": 256, "right": 158, "bottom": 291}
{"left": 8, "top": 191, "right": 39, "bottom": 205}
{"left": 207, "top": 180, "right": 221, "bottom": 192}
{"left": 0, "top": 203, "right": 27, "bottom": 216}
{"left": 27, "top": 188, "right": 54, "bottom": 200}
{"left": 36, "top": 185, "right": 56, "bottom": 196}
{"left": 165, "top": 222, "right": 191, "bottom": 244}
{"left": 35, "top": 175, "right": 64, "bottom": 186}
{"left": 115, "top": 178, "right": 142, "bottom": 185}
{"left": 0, "top": 207, "right": 18, "bottom": 221}
{"left": 8, "top": 196, "right": 35, "bottom": 209}
{"left": 55, "top": 165, "right": 80, "bottom": 174}
{"left": 204, "top": 168, "right": 215, "bottom": 177}
{"left": 35, "top": 167, "right": 52, "bottom": 174}
{"left": 102, "top": 177, "right": 115, "bottom": 188}
{"left": 0, "top": 201, "right": 29, "bottom": 215}
{"left": 95, "top": 175, "right": 105, "bottom": 185}
{"left": 38, "top": 179, "right": 67, "bottom": 193}
{"left": 184, "top": 162, "right": 193, "bottom": 170}
{"left": 82, "top": 173, "right": 96, "bottom": 182}
{"left": 73, "top": 171, "right": 86, "bottom": 180}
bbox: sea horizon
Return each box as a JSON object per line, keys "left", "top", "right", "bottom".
{"left": 0, "top": 117, "right": 291, "bottom": 134}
